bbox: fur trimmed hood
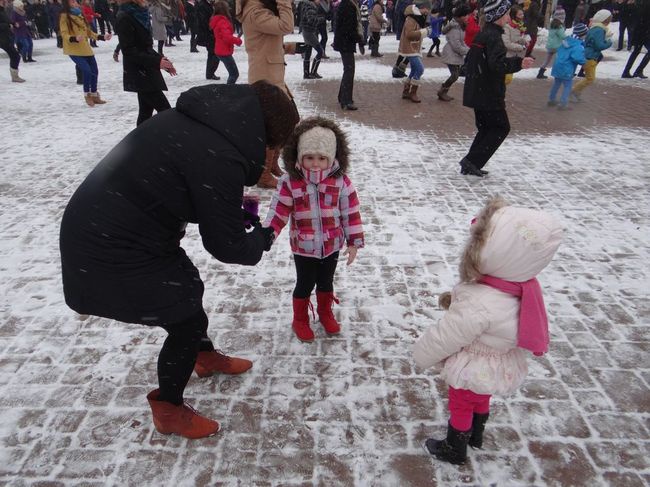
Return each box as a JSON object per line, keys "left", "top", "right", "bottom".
{"left": 459, "top": 197, "right": 563, "bottom": 283}
{"left": 281, "top": 116, "right": 350, "bottom": 179}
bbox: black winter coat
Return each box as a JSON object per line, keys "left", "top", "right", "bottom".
{"left": 524, "top": 1, "right": 544, "bottom": 36}
{"left": 195, "top": 0, "right": 214, "bottom": 47}
{"left": 631, "top": 1, "right": 650, "bottom": 47}
{"left": 463, "top": 22, "right": 523, "bottom": 111}
{"left": 333, "top": 0, "right": 363, "bottom": 52}
{"left": 115, "top": 8, "right": 167, "bottom": 93}
{"left": 60, "top": 84, "right": 268, "bottom": 326}
{"left": 0, "top": 8, "right": 14, "bottom": 45}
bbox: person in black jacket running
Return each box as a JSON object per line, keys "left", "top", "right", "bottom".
{"left": 459, "top": 0, "right": 534, "bottom": 177}
{"left": 59, "top": 82, "right": 299, "bottom": 439}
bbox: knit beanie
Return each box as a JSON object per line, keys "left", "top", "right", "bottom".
{"left": 13, "top": 0, "right": 23, "bottom": 9}
{"left": 297, "top": 126, "right": 337, "bottom": 166}
{"left": 484, "top": 0, "right": 512, "bottom": 22}
{"left": 572, "top": 23, "right": 588, "bottom": 37}
{"left": 591, "top": 9, "right": 612, "bottom": 24}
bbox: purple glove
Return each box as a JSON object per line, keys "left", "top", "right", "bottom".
{"left": 242, "top": 196, "right": 260, "bottom": 229}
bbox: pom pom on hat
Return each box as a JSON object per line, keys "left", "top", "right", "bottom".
{"left": 572, "top": 23, "right": 588, "bottom": 37}
{"left": 297, "top": 126, "right": 337, "bottom": 165}
{"left": 591, "top": 9, "right": 612, "bottom": 24}
{"left": 484, "top": 0, "right": 512, "bottom": 22}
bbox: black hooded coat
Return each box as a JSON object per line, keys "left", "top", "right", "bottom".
{"left": 60, "top": 84, "right": 268, "bottom": 326}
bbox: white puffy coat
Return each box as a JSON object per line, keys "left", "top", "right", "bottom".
{"left": 413, "top": 205, "right": 563, "bottom": 396}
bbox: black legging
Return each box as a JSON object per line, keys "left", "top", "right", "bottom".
{"left": 1, "top": 41, "right": 21, "bottom": 70}
{"left": 136, "top": 90, "right": 171, "bottom": 126}
{"left": 466, "top": 109, "right": 510, "bottom": 170}
{"left": 442, "top": 64, "right": 461, "bottom": 88}
{"left": 157, "top": 310, "right": 215, "bottom": 405}
{"left": 293, "top": 252, "right": 339, "bottom": 298}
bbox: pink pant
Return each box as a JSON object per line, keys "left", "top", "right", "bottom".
{"left": 448, "top": 386, "right": 491, "bottom": 431}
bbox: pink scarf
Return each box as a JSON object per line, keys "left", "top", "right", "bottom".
{"left": 478, "top": 275, "right": 549, "bottom": 356}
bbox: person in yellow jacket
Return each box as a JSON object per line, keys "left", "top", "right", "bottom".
{"left": 60, "top": 0, "right": 112, "bottom": 106}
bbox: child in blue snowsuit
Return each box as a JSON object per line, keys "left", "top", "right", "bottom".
{"left": 426, "top": 11, "right": 445, "bottom": 57}
{"left": 548, "top": 23, "right": 588, "bottom": 110}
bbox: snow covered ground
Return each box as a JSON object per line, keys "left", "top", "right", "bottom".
{"left": 1, "top": 25, "right": 649, "bottom": 486}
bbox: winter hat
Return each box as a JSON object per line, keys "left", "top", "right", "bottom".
{"left": 552, "top": 6, "right": 566, "bottom": 23}
{"left": 572, "top": 23, "right": 588, "bottom": 37}
{"left": 453, "top": 4, "right": 472, "bottom": 17}
{"left": 591, "top": 9, "right": 612, "bottom": 24}
{"left": 414, "top": 0, "right": 432, "bottom": 10}
{"left": 484, "top": 0, "right": 512, "bottom": 22}
{"left": 297, "top": 126, "right": 337, "bottom": 165}
{"left": 13, "top": 0, "right": 24, "bottom": 9}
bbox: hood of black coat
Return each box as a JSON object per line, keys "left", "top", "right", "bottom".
{"left": 175, "top": 84, "right": 266, "bottom": 186}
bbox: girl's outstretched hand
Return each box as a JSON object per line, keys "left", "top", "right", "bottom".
{"left": 343, "top": 246, "right": 357, "bottom": 265}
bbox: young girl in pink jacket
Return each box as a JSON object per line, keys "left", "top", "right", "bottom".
{"left": 264, "top": 117, "right": 364, "bottom": 342}
{"left": 414, "top": 197, "right": 563, "bottom": 465}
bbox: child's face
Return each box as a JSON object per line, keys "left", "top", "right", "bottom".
{"left": 515, "top": 10, "right": 524, "bottom": 21}
{"left": 302, "top": 154, "right": 331, "bottom": 171}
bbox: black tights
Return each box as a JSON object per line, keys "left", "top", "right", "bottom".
{"left": 157, "top": 310, "right": 215, "bottom": 405}
{"left": 293, "top": 252, "right": 339, "bottom": 299}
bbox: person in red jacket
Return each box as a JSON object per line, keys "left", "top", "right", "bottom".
{"left": 82, "top": 0, "right": 99, "bottom": 46}
{"left": 464, "top": 7, "right": 480, "bottom": 46}
{"left": 209, "top": 0, "right": 242, "bottom": 84}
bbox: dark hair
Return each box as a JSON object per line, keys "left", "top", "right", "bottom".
{"left": 60, "top": 0, "right": 88, "bottom": 35}
{"left": 213, "top": 0, "right": 232, "bottom": 20}
{"left": 251, "top": 81, "right": 300, "bottom": 149}
{"left": 509, "top": 5, "right": 522, "bottom": 18}
{"left": 550, "top": 18, "right": 563, "bottom": 29}
{"left": 260, "top": 0, "right": 279, "bottom": 15}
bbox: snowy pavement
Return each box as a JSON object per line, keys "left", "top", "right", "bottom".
{"left": 1, "top": 30, "right": 650, "bottom": 486}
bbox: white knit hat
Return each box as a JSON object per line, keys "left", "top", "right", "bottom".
{"left": 13, "top": 0, "right": 24, "bottom": 9}
{"left": 297, "top": 126, "right": 337, "bottom": 165}
{"left": 591, "top": 9, "right": 612, "bottom": 24}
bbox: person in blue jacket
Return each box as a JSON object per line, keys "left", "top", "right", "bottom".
{"left": 571, "top": 9, "right": 613, "bottom": 101}
{"left": 548, "top": 23, "right": 587, "bottom": 110}
{"left": 426, "top": 9, "right": 445, "bottom": 56}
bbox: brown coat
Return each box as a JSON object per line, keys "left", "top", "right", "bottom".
{"left": 369, "top": 3, "right": 385, "bottom": 33}
{"left": 398, "top": 7, "right": 428, "bottom": 56}
{"left": 236, "top": 0, "right": 294, "bottom": 92}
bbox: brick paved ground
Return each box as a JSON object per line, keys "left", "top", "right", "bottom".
{"left": 1, "top": 39, "right": 649, "bottom": 486}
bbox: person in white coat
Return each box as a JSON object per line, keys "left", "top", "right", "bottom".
{"left": 414, "top": 197, "right": 563, "bottom": 465}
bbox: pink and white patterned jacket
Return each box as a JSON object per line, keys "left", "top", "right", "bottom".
{"left": 264, "top": 173, "right": 365, "bottom": 258}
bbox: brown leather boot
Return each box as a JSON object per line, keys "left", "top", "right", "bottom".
{"left": 146, "top": 389, "right": 220, "bottom": 439}
{"left": 408, "top": 83, "right": 421, "bottom": 103}
{"left": 194, "top": 350, "right": 253, "bottom": 377}
{"left": 316, "top": 291, "right": 341, "bottom": 335}
{"left": 402, "top": 80, "right": 411, "bottom": 99}
{"left": 91, "top": 92, "right": 107, "bottom": 104}
{"left": 257, "top": 149, "right": 279, "bottom": 188}
{"left": 437, "top": 86, "right": 454, "bottom": 102}
{"left": 292, "top": 297, "right": 314, "bottom": 342}
{"left": 84, "top": 93, "right": 95, "bottom": 107}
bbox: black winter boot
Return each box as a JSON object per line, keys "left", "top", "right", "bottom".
{"left": 424, "top": 423, "right": 472, "bottom": 465}
{"left": 303, "top": 59, "right": 313, "bottom": 79}
{"left": 310, "top": 58, "right": 322, "bottom": 79}
{"left": 468, "top": 413, "right": 489, "bottom": 449}
{"left": 536, "top": 68, "right": 547, "bottom": 79}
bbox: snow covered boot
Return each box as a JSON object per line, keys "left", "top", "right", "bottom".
{"left": 407, "top": 82, "right": 421, "bottom": 103}
{"left": 91, "top": 92, "right": 107, "bottom": 104}
{"left": 10, "top": 68, "right": 25, "bottom": 83}
{"left": 401, "top": 80, "right": 411, "bottom": 99}
{"left": 292, "top": 297, "right": 314, "bottom": 342}
{"left": 468, "top": 413, "right": 489, "bottom": 449}
{"left": 437, "top": 86, "right": 453, "bottom": 101}
{"left": 424, "top": 422, "right": 472, "bottom": 465}
{"left": 146, "top": 389, "right": 220, "bottom": 439}
{"left": 194, "top": 350, "right": 253, "bottom": 377}
{"left": 536, "top": 67, "right": 548, "bottom": 79}
{"left": 310, "top": 58, "right": 322, "bottom": 79}
{"left": 316, "top": 291, "right": 341, "bottom": 335}
{"left": 84, "top": 93, "right": 95, "bottom": 107}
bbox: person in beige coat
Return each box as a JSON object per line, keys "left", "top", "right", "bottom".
{"left": 398, "top": 0, "right": 431, "bottom": 103}
{"left": 414, "top": 197, "right": 563, "bottom": 465}
{"left": 368, "top": 0, "right": 386, "bottom": 57}
{"left": 502, "top": 5, "right": 527, "bottom": 85}
{"left": 236, "top": 0, "right": 297, "bottom": 188}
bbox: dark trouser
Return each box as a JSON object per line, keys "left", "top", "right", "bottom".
{"left": 1, "top": 41, "right": 21, "bottom": 69}
{"left": 618, "top": 21, "right": 630, "bottom": 50}
{"left": 338, "top": 51, "right": 355, "bottom": 106}
{"left": 318, "top": 21, "right": 328, "bottom": 53}
{"left": 466, "top": 109, "right": 510, "bottom": 170}
{"left": 136, "top": 90, "right": 171, "bottom": 126}
{"left": 369, "top": 31, "right": 381, "bottom": 53}
{"left": 293, "top": 252, "right": 339, "bottom": 298}
{"left": 427, "top": 37, "right": 440, "bottom": 55}
{"left": 15, "top": 35, "right": 33, "bottom": 60}
{"left": 206, "top": 47, "right": 220, "bottom": 78}
{"left": 623, "top": 42, "right": 650, "bottom": 75}
{"left": 157, "top": 40, "right": 164, "bottom": 55}
{"left": 190, "top": 29, "right": 197, "bottom": 51}
{"left": 157, "top": 310, "right": 215, "bottom": 405}
{"left": 70, "top": 55, "right": 98, "bottom": 93}
{"left": 525, "top": 33, "right": 537, "bottom": 57}
{"left": 303, "top": 42, "right": 324, "bottom": 63}
{"left": 217, "top": 55, "right": 239, "bottom": 84}
{"left": 98, "top": 16, "right": 112, "bottom": 35}
{"left": 442, "top": 64, "right": 460, "bottom": 88}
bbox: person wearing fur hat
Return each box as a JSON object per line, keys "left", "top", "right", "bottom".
{"left": 437, "top": 3, "right": 471, "bottom": 101}
{"left": 571, "top": 8, "right": 613, "bottom": 101}
{"left": 264, "top": 117, "right": 364, "bottom": 343}
{"left": 459, "top": 0, "right": 534, "bottom": 177}
{"left": 0, "top": 0, "right": 25, "bottom": 81}
{"left": 548, "top": 22, "right": 587, "bottom": 109}
{"left": 60, "top": 82, "right": 299, "bottom": 440}
{"left": 59, "top": 0, "right": 113, "bottom": 106}
{"left": 398, "top": 0, "right": 432, "bottom": 102}
{"left": 536, "top": 9, "right": 568, "bottom": 79}
{"left": 415, "top": 196, "right": 563, "bottom": 465}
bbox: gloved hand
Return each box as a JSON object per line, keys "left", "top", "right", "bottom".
{"left": 252, "top": 225, "right": 275, "bottom": 251}
{"left": 242, "top": 196, "right": 260, "bottom": 229}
